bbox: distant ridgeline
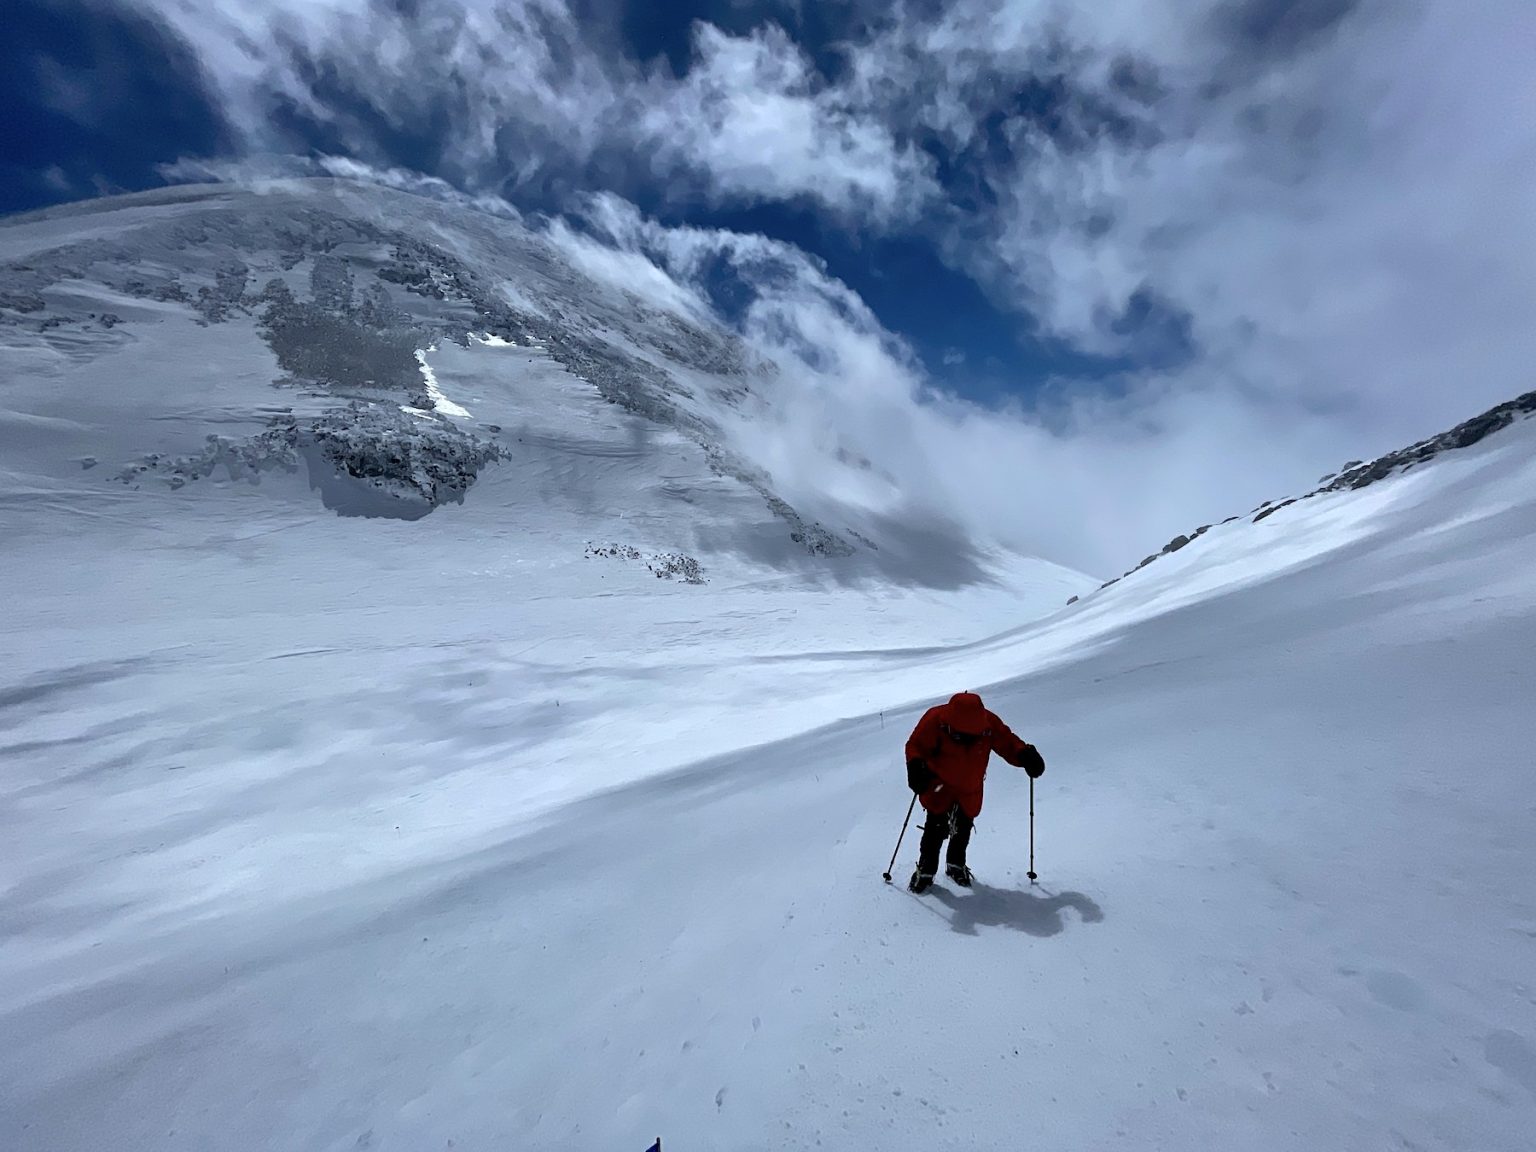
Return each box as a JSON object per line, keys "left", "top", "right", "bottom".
{"left": 1074, "top": 389, "right": 1536, "bottom": 602}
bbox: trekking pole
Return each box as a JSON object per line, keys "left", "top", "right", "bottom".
{"left": 882, "top": 794, "right": 919, "bottom": 883}
{"left": 1027, "top": 775, "right": 1038, "bottom": 883}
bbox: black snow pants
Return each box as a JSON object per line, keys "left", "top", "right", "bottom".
{"left": 917, "top": 803, "right": 973, "bottom": 875}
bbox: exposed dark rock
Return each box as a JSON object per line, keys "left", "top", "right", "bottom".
{"left": 0, "top": 292, "right": 46, "bottom": 314}
{"left": 586, "top": 543, "right": 643, "bottom": 561}
{"left": 192, "top": 263, "right": 251, "bottom": 324}
{"left": 303, "top": 404, "right": 503, "bottom": 516}
{"left": 1320, "top": 390, "right": 1536, "bottom": 494}
{"left": 766, "top": 495, "right": 855, "bottom": 558}
{"left": 114, "top": 424, "right": 301, "bottom": 489}
{"left": 584, "top": 542, "right": 706, "bottom": 584}
{"left": 309, "top": 254, "right": 355, "bottom": 313}
{"left": 1253, "top": 497, "right": 1298, "bottom": 523}
{"left": 647, "top": 553, "right": 707, "bottom": 584}
{"left": 111, "top": 405, "right": 503, "bottom": 520}
{"left": 260, "top": 298, "right": 425, "bottom": 391}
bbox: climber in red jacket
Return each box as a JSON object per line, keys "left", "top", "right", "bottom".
{"left": 904, "top": 691, "right": 1045, "bottom": 892}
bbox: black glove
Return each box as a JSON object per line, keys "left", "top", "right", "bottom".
{"left": 1020, "top": 744, "right": 1045, "bottom": 778}
{"left": 906, "top": 757, "right": 935, "bottom": 794}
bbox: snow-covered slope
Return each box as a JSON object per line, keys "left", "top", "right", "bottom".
{"left": 4, "top": 185, "right": 1536, "bottom": 1151}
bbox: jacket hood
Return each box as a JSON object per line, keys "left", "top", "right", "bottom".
{"left": 945, "top": 692, "right": 990, "bottom": 734}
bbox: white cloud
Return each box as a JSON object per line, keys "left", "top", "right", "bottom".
{"left": 811, "top": 0, "right": 1536, "bottom": 560}
{"left": 132, "top": 0, "right": 626, "bottom": 181}
{"left": 39, "top": 166, "right": 74, "bottom": 195}
{"left": 129, "top": 0, "right": 929, "bottom": 221}
{"left": 158, "top": 154, "right": 527, "bottom": 225}
{"left": 543, "top": 222, "right": 714, "bottom": 324}
{"left": 634, "top": 22, "right": 937, "bottom": 220}
{"left": 528, "top": 191, "right": 1319, "bottom": 576}
{"left": 850, "top": 0, "right": 1536, "bottom": 455}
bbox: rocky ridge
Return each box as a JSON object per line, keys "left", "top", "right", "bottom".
{"left": 1084, "top": 389, "right": 1536, "bottom": 598}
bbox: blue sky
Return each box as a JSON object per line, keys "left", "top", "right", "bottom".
{"left": 1, "top": 2, "right": 230, "bottom": 214}
{"left": 4, "top": 0, "right": 1534, "bottom": 570}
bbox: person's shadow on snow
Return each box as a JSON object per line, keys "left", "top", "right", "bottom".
{"left": 929, "top": 883, "right": 1104, "bottom": 938}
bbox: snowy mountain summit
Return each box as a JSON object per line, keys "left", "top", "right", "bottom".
{"left": 1, "top": 178, "right": 1018, "bottom": 589}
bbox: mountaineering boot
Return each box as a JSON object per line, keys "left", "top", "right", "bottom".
{"left": 908, "top": 870, "right": 934, "bottom": 894}
{"left": 945, "top": 862, "right": 974, "bottom": 887}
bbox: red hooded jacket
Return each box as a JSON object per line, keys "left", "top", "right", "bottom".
{"left": 905, "top": 692, "right": 1036, "bottom": 819}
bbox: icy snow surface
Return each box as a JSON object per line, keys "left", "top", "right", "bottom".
{"left": 3, "top": 187, "right": 1536, "bottom": 1152}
